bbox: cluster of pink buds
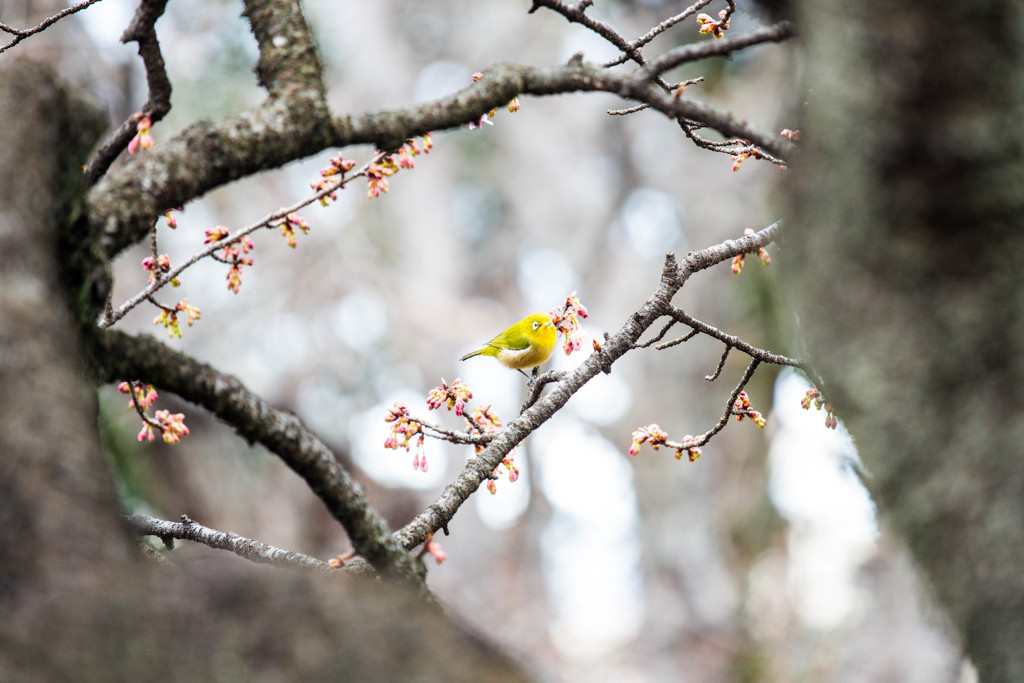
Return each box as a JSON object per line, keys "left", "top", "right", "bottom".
{"left": 277, "top": 211, "right": 311, "bottom": 248}
{"left": 384, "top": 403, "right": 428, "bottom": 471}
{"left": 312, "top": 153, "right": 355, "bottom": 205}
{"left": 731, "top": 229, "right": 772, "bottom": 275}
{"left": 675, "top": 438, "right": 703, "bottom": 463}
{"left": 781, "top": 128, "right": 800, "bottom": 142}
{"left": 366, "top": 136, "right": 432, "bottom": 198}
{"left": 204, "top": 226, "right": 229, "bottom": 244}
{"left": 117, "top": 381, "right": 158, "bottom": 410}
{"left": 629, "top": 423, "right": 669, "bottom": 456}
{"left": 467, "top": 403, "right": 502, "bottom": 455}
{"left": 425, "top": 536, "right": 446, "bottom": 564}
{"left": 163, "top": 208, "right": 180, "bottom": 229}
{"left": 427, "top": 378, "right": 473, "bottom": 417}
{"left": 732, "top": 391, "right": 767, "bottom": 428}
{"left": 801, "top": 388, "right": 838, "bottom": 429}
{"left": 141, "top": 253, "right": 179, "bottom": 286}
{"left": 366, "top": 156, "right": 397, "bottom": 198}
{"left": 152, "top": 299, "right": 201, "bottom": 338}
{"left": 146, "top": 410, "right": 190, "bottom": 444}
{"left": 550, "top": 291, "right": 589, "bottom": 356}
{"left": 118, "top": 382, "right": 190, "bottom": 445}
{"left": 696, "top": 9, "right": 730, "bottom": 38}
{"left": 629, "top": 424, "right": 702, "bottom": 462}
{"left": 127, "top": 115, "right": 154, "bottom": 154}
{"left": 731, "top": 144, "right": 764, "bottom": 172}
{"left": 486, "top": 453, "right": 520, "bottom": 495}
{"left": 417, "top": 532, "right": 447, "bottom": 564}
{"left": 217, "top": 236, "right": 255, "bottom": 294}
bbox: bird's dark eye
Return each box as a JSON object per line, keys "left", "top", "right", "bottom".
{"left": 532, "top": 321, "right": 539, "bottom": 330}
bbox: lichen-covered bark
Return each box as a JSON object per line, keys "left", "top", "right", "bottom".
{"left": 785, "top": 2, "right": 1024, "bottom": 680}
{"left": 0, "top": 61, "right": 135, "bottom": 597}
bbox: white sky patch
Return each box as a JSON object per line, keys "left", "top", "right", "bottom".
{"left": 332, "top": 289, "right": 388, "bottom": 354}
{"left": 474, "top": 460, "right": 531, "bottom": 529}
{"left": 414, "top": 60, "right": 473, "bottom": 103}
{"left": 535, "top": 419, "right": 644, "bottom": 657}
{"left": 619, "top": 187, "right": 684, "bottom": 260}
{"left": 767, "top": 369, "right": 878, "bottom": 630}
{"left": 517, "top": 248, "right": 580, "bottom": 314}
{"left": 76, "top": 2, "right": 136, "bottom": 54}
{"left": 558, "top": 21, "right": 627, "bottom": 64}
{"left": 564, "top": 365, "right": 633, "bottom": 427}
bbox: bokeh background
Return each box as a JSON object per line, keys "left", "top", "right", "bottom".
{"left": 8, "top": 0, "right": 969, "bottom": 680}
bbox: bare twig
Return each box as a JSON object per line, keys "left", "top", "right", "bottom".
{"left": 664, "top": 306, "right": 806, "bottom": 369}
{"left": 644, "top": 21, "right": 795, "bottom": 78}
{"left": 85, "top": 0, "right": 172, "bottom": 184}
{"left": 693, "top": 358, "right": 760, "bottom": 446}
{"left": 0, "top": 0, "right": 104, "bottom": 54}
{"left": 705, "top": 345, "right": 731, "bottom": 381}
{"left": 128, "top": 513, "right": 341, "bottom": 573}
{"left": 652, "top": 328, "right": 698, "bottom": 350}
{"left": 521, "top": 370, "right": 566, "bottom": 412}
{"left": 635, "top": 319, "right": 677, "bottom": 348}
{"left": 603, "top": 0, "right": 716, "bottom": 68}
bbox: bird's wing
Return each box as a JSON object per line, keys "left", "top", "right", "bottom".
{"left": 489, "top": 327, "right": 530, "bottom": 351}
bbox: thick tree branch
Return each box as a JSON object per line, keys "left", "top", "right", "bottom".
{"left": 340, "top": 62, "right": 795, "bottom": 160}
{"left": 88, "top": 60, "right": 791, "bottom": 263}
{"left": 242, "top": 0, "right": 326, "bottom": 99}
{"left": 93, "top": 330, "right": 424, "bottom": 586}
{"left": 87, "top": 0, "right": 332, "bottom": 260}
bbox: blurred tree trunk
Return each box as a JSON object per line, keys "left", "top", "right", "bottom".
{"left": 785, "top": 2, "right": 1024, "bottom": 681}
{"left": 0, "top": 59, "right": 529, "bottom": 683}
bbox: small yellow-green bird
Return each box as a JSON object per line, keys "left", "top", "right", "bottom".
{"left": 460, "top": 312, "right": 557, "bottom": 378}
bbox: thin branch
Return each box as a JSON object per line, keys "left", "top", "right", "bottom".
{"left": 652, "top": 328, "right": 698, "bottom": 350}
{"left": 85, "top": 0, "right": 172, "bottom": 185}
{"left": 413, "top": 418, "right": 494, "bottom": 447}
{"left": 705, "top": 345, "right": 731, "bottom": 381}
{"left": 529, "top": 0, "right": 647, "bottom": 67}
{"left": 100, "top": 156, "right": 371, "bottom": 328}
{"left": 128, "top": 513, "right": 340, "bottom": 573}
{"left": 635, "top": 319, "right": 677, "bottom": 348}
{"left": 693, "top": 358, "right": 760, "bottom": 446}
{"left": 657, "top": 358, "right": 761, "bottom": 452}
{"left": 0, "top": 0, "right": 105, "bottom": 54}
{"left": 665, "top": 306, "right": 806, "bottom": 369}
{"left": 521, "top": 370, "right": 566, "bottom": 412}
{"left": 644, "top": 21, "right": 795, "bottom": 78}
{"left": 603, "top": 0, "right": 716, "bottom": 68}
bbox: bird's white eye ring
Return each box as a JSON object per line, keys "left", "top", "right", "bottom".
{"left": 532, "top": 321, "right": 540, "bottom": 330}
